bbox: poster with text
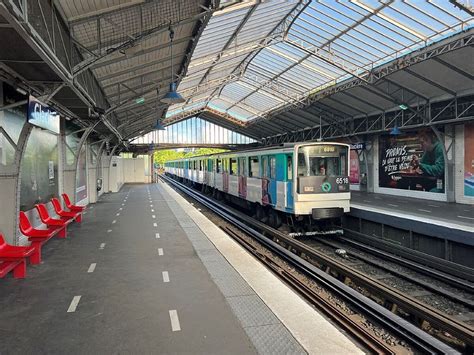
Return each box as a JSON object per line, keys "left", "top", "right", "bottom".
{"left": 464, "top": 123, "right": 474, "bottom": 197}
{"left": 379, "top": 129, "right": 445, "bottom": 193}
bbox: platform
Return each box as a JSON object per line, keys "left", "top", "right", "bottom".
{"left": 347, "top": 190, "right": 474, "bottom": 269}
{"left": 350, "top": 191, "right": 474, "bottom": 242}
{"left": 0, "top": 183, "right": 363, "bottom": 354}
{"left": 351, "top": 191, "right": 474, "bottom": 230}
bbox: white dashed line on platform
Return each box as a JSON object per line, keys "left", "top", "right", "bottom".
{"left": 119, "top": 208, "right": 123, "bottom": 211}
{"left": 169, "top": 310, "right": 181, "bottom": 331}
{"left": 150, "top": 204, "right": 153, "bottom": 207}
{"left": 152, "top": 215, "right": 156, "bottom": 219}
{"left": 418, "top": 209, "right": 431, "bottom": 213}
{"left": 388, "top": 204, "right": 399, "bottom": 207}
{"left": 158, "top": 248, "right": 164, "bottom": 256}
{"left": 99, "top": 243, "right": 106, "bottom": 250}
{"left": 112, "top": 220, "right": 116, "bottom": 224}
{"left": 153, "top": 223, "right": 157, "bottom": 227}
{"left": 116, "top": 213, "right": 120, "bottom": 216}
{"left": 151, "top": 209, "right": 154, "bottom": 212}
{"left": 155, "top": 233, "right": 160, "bottom": 239}
{"left": 67, "top": 296, "right": 81, "bottom": 313}
{"left": 162, "top": 271, "right": 170, "bottom": 283}
{"left": 458, "top": 215, "right": 474, "bottom": 220}
{"left": 107, "top": 229, "right": 112, "bottom": 233}
{"left": 88, "top": 263, "right": 97, "bottom": 273}
{"left": 428, "top": 205, "right": 440, "bottom": 208}
{"left": 363, "top": 200, "right": 371, "bottom": 203}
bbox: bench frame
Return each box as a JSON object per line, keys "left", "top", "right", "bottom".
{"left": 0, "top": 260, "right": 27, "bottom": 279}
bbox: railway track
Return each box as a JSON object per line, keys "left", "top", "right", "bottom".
{"left": 161, "top": 174, "right": 468, "bottom": 354}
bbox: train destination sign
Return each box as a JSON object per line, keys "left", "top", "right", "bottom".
{"left": 27, "top": 95, "right": 60, "bottom": 134}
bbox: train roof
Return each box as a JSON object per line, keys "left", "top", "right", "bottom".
{"left": 167, "top": 142, "right": 350, "bottom": 162}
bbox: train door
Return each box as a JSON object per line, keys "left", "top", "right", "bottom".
{"left": 261, "top": 155, "right": 277, "bottom": 206}
{"left": 238, "top": 157, "right": 247, "bottom": 198}
{"left": 223, "top": 158, "right": 229, "bottom": 193}
{"left": 286, "top": 154, "right": 294, "bottom": 209}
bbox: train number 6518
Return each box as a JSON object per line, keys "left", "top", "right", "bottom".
{"left": 336, "top": 177, "right": 349, "bottom": 184}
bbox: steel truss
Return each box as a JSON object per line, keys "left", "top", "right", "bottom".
{"left": 261, "top": 95, "right": 474, "bottom": 146}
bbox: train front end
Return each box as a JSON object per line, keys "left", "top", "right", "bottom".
{"left": 293, "top": 143, "right": 350, "bottom": 224}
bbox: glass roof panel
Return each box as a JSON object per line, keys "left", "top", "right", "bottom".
{"left": 175, "top": 0, "right": 473, "bottom": 123}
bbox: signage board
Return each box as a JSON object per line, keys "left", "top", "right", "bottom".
{"left": 28, "top": 95, "right": 60, "bottom": 134}
{"left": 350, "top": 142, "right": 366, "bottom": 150}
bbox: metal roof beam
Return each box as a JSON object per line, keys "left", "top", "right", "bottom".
{"left": 340, "top": 91, "right": 385, "bottom": 112}
{"left": 381, "top": 78, "right": 429, "bottom": 102}
{"left": 403, "top": 69, "right": 456, "bottom": 96}
{"left": 90, "top": 36, "right": 193, "bottom": 70}
{"left": 282, "top": 110, "right": 318, "bottom": 127}
{"left": 256, "top": 31, "right": 472, "bottom": 122}
{"left": 72, "top": 7, "right": 216, "bottom": 78}
{"left": 432, "top": 57, "right": 474, "bottom": 81}
{"left": 202, "top": 1, "right": 305, "bottom": 107}
{"left": 97, "top": 54, "right": 178, "bottom": 82}
{"left": 194, "top": 1, "right": 260, "bottom": 89}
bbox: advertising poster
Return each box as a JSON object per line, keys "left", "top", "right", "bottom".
{"left": 465, "top": 123, "right": 474, "bottom": 197}
{"left": 349, "top": 150, "right": 360, "bottom": 184}
{"left": 379, "top": 129, "right": 445, "bottom": 193}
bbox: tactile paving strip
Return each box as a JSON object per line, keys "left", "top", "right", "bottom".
{"left": 157, "top": 184, "right": 306, "bottom": 355}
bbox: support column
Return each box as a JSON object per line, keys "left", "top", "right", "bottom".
{"left": 60, "top": 127, "right": 76, "bottom": 203}
{"left": 0, "top": 122, "right": 32, "bottom": 244}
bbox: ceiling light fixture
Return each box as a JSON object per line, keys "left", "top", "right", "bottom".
{"left": 390, "top": 126, "right": 401, "bottom": 136}
{"left": 161, "top": 27, "right": 185, "bottom": 104}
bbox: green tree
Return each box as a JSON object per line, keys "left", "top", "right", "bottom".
{"left": 153, "top": 148, "right": 227, "bottom": 166}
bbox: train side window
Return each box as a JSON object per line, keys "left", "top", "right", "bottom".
{"left": 199, "top": 160, "right": 203, "bottom": 171}
{"left": 287, "top": 156, "right": 293, "bottom": 181}
{"left": 216, "top": 159, "right": 221, "bottom": 173}
{"left": 269, "top": 156, "right": 276, "bottom": 179}
{"left": 262, "top": 156, "right": 268, "bottom": 177}
{"left": 239, "top": 157, "right": 247, "bottom": 176}
{"left": 249, "top": 156, "right": 259, "bottom": 177}
{"left": 230, "top": 158, "right": 237, "bottom": 175}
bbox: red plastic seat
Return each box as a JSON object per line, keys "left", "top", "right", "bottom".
{"left": 35, "top": 204, "right": 73, "bottom": 239}
{"left": 51, "top": 198, "right": 82, "bottom": 223}
{"left": 62, "top": 193, "right": 86, "bottom": 212}
{"left": 0, "top": 234, "right": 35, "bottom": 279}
{"left": 19, "top": 211, "right": 62, "bottom": 264}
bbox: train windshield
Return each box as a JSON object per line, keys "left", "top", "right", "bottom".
{"left": 297, "top": 145, "right": 348, "bottom": 177}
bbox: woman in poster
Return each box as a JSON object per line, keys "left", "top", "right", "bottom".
{"left": 409, "top": 129, "right": 445, "bottom": 192}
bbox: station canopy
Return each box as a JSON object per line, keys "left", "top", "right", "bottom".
{"left": 167, "top": 0, "right": 473, "bottom": 140}
{"left": 2, "top": 0, "right": 472, "bottom": 144}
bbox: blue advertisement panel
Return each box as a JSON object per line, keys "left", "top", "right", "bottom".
{"left": 28, "top": 95, "right": 60, "bottom": 134}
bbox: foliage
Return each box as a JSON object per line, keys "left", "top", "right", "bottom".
{"left": 153, "top": 148, "right": 227, "bottom": 166}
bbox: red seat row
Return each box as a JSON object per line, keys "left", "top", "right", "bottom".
{"left": 0, "top": 193, "right": 85, "bottom": 279}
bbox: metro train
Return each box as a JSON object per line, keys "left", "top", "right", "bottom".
{"left": 164, "top": 142, "right": 351, "bottom": 233}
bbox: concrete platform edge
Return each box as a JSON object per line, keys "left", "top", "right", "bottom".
{"left": 160, "top": 182, "right": 364, "bottom": 355}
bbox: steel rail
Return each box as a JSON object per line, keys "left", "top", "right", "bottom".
{"left": 339, "top": 233, "right": 474, "bottom": 292}
{"left": 160, "top": 174, "right": 460, "bottom": 354}
{"left": 315, "top": 236, "right": 474, "bottom": 305}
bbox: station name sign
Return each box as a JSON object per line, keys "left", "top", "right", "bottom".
{"left": 28, "top": 95, "right": 60, "bottom": 134}
{"left": 350, "top": 142, "right": 366, "bottom": 150}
